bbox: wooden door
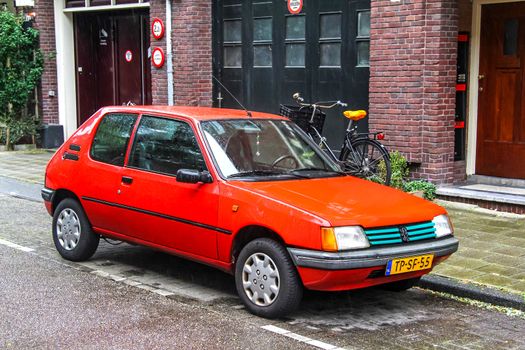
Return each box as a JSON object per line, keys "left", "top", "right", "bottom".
{"left": 74, "top": 10, "right": 151, "bottom": 126}
{"left": 477, "top": 2, "right": 525, "bottom": 179}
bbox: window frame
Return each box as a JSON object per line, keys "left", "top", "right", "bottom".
{"left": 355, "top": 9, "right": 371, "bottom": 68}
{"left": 126, "top": 114, "right": 209, "bottom": 178}
{"left": 318, "top": 11, "right": 343, "bottom": 68}
{"left": 89, "top": 112, "right": 138, "bottom": 167}
{"left": 223, "top": 18, "right": 243, "bottom": 68}
{"left": 285, "top": 14, "right": 306, "bottom": 68}
{"left": 252, "top": 16, "right": 273, "bottom": 68}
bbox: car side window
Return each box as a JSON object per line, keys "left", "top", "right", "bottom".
{"left": 90, "top": 113, "right": 137, "bottom": 166}
{"left": 129, "top": 115, "right": 207, "bottom": 175}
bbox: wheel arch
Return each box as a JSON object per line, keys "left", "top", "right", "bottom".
{"left": 230, "top": 225, "right": 286, "bottom": 265}
{"left": 51, "top": 189, "right": 81, "bottom": 215}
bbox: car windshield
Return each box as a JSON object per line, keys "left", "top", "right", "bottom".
{"left": 201, "top": 119, "right": 343, "bottom": 180}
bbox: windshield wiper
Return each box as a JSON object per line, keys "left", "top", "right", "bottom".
{"left": 227, "top": 170, "right": 309, "bottom": 179}
{"left": 288, "top": 167, "right": 346, "bottom": 176}
{"left": 227, "top": 170, "right": 288, "bottom": 178}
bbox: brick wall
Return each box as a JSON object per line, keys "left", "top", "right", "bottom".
{"left": 34, "top": 0, "right": 59, "bottom": 124}
{"left": 150, "top": 0, "right": 213, "bottom": 106}
{"left": 369, "top": 0, "right": 458, "bottom": 184}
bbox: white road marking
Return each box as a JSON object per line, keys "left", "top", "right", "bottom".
{"left": 0, "top": 238, "right": 35, "bottom": 252}
{"left": 262, "top": 325, "right": 346, "bottom": 350}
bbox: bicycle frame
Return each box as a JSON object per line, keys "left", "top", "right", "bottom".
{"left": 306, "top": 105, "right": 389, "bottom": 167}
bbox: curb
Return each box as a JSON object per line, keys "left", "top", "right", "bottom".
{"left": 419, "top": 274, "right": 525, "bottom": 311}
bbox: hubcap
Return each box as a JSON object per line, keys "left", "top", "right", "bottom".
{"left": 242, "top": 253, "right": 280, "bottom": 306}
{"left": 56, "top": 208, "right": 81, "bottom": 251}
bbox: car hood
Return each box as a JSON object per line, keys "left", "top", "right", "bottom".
{"left": 230, "top": 176, "right": 445, "bottom": 228}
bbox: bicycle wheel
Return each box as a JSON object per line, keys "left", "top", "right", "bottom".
{"left": 341, "top": 138, "right": 392, "bottom": 185}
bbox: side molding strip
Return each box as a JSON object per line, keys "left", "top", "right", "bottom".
{"left": 81, "top": 196, "right": 232, "bottom": 235}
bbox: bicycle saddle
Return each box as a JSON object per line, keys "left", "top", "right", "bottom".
{"left": 343, "top": 110, "right": 367, "bottom": 121}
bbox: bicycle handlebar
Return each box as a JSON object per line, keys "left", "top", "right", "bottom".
{"left": 292, "top": 92, "right": 348, "bottom": 108}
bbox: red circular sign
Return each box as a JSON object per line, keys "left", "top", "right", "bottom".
{"left": 125, "top": 50, "right": 133, "bottom": 62}
{"left": 287, "top": 0, "right": 303, "bottom": 14}
{"left": 152, "top": 47, "right": 165, "bottom": 68}
{"left": 152, "top": 18, "right": 165, "bottom": 40}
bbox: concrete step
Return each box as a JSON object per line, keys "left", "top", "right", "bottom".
{"left": 466, "top": 174, "right": 525, "bottom": 188}
{"left": 437, "top": 181, "right": 525, "bottom": 214}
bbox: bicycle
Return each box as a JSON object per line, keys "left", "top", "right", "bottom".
{"left": 279, "top": 93, "right": 392, "bottom": 185}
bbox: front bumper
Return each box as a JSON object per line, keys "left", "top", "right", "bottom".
{"left": 287, "top": 236, "right": 459, "bottom": 270}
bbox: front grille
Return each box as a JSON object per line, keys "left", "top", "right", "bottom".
{"left": 364, "top": 221, "right": 436, "bottom": 246}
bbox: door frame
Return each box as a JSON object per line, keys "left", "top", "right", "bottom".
{"left": 53, "top": 0, "right": 150, "bottom": 139}
{"left": 467, "top": 0, "right": 525, "bottom": 175}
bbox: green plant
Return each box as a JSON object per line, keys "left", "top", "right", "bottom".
{"left": 385, "top": 150, "right": 409, "bottom": 190}
{"left": 404, "top": 180, "right": 437, "bottom": 200}
{"left": 0, "top": 10, "right": 44, "bottom": 149}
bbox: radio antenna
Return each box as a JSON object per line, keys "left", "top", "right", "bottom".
{"left": 212, "top": 75, "right": 252, "bottom": 118}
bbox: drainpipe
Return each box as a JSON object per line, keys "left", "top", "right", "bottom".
{"left": 166, "top": 0, "right": 174, "bottom": 106}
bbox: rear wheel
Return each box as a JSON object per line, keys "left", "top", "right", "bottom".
{"left": 381, "top": 277, "right": 421, "bottom": 292}
{"left": 235, "top": 238, "right": 302, "bottom": 318}
{"left": 341, "top": 138, "right": 391, "bottom": 185}
{"left": 52, "top": 198, "right": 99, "bottom": 262}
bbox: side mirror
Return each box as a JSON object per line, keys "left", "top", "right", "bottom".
{"left": 176, "top": 169, "right": 213, "bottom": 184}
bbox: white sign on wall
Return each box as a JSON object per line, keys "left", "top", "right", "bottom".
{"left": 15, "top": 0, "right": 35, "bottom": 7}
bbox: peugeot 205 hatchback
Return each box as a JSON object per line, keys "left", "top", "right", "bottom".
{"left": 42, "top": 106, "right": 458, "bottom": 318}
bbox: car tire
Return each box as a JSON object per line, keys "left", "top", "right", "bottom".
{"left": 235, "top": 238, "right": 303, "bottom": 318}
{"left": 52, "top": 198, "right": 99, "bottom": 262}
{"left": 381, "top": 277, "right": 421, "bottom": 292}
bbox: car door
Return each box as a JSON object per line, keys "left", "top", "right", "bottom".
{"left": 117, "top": 114, "right": 220, "bottom": 259}
{"left": 79, "top": 112, "right": 139, "bottom": 235}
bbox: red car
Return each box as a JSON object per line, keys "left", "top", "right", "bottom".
{"left": 42, "top": 106, "right": 458, "bottom": 318}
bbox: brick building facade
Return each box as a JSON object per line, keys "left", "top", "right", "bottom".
{"left": 369, "top": 0, "right": 458, "bottom": 184}
{"left": 26, "top": 0, "right": 525, "bottom": 184}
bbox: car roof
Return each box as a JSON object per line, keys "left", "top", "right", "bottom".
{"left": 98, "top": 106, "right": 289, "bottom": 122}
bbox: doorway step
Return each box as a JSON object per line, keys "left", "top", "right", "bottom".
{"left": 436, "top": 175, "right": 525, "bottom": 214}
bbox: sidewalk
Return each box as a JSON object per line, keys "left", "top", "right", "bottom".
{"left": 1, "top": 150, "right": 524, "bottom": 307}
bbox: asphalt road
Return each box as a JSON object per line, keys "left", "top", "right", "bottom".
{"left": 0, "top": 193, "right": 524, "bottom": 349}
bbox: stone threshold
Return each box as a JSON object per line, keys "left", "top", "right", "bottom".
{"left": 436, "top": 175, "right": 525, "bottom": 214}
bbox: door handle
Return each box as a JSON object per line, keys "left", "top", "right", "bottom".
{"left": 122, "top": 176, "right": 133, "bottom": 185}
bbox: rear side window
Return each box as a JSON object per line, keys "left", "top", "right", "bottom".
{"left": 90, "top": 113, "right": 137, "bottom": 166}
{"left": 129, "top": 115, "right": 207, "bottom": 175}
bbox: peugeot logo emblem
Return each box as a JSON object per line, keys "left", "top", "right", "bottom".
{"left": 399, "top": 226, "right": 409, "bottom": 243}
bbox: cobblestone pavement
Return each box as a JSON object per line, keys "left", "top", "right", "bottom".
{"left": 433, "top": 201, "right": 525, "bottom": 296}
{"left": 0, "top": 150, "right": 52, "bottom": 184}
{"left": 1, "top": 150, "right": 524, "bottom": 296}
{"left": 0, "top": 194, "right": 524, "bottom": 349}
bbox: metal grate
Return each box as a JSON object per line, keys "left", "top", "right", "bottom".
{"left": 364, "top": 221, "right": 436, "bottom": 246}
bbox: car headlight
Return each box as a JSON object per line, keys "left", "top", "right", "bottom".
{"left": 321, "top": 226, "right": 370, "bottom": 251}
{"left": 432, "top": 214, "right": 453, "bottom": 238}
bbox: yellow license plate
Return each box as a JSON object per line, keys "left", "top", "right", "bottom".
{"left": 385, "top": 254, "right": 434, "bottom": 276}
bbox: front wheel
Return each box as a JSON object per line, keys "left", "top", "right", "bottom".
{"left": 341, "top": 138, "right": 391, "bottom": 185}
{"left": 235, "top": 238, "right": 303, "bottom": 318}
